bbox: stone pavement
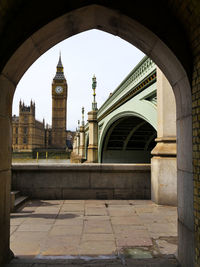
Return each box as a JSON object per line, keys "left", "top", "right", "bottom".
{"left": 6, "top": 200, "right": 179, "bottom": 266}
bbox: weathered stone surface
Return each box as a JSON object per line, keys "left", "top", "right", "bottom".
{"left": 9, "top": 199, "right": 178, "bottom": 262}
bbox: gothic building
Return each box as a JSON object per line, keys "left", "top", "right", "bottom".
{"left": 12, "top": 55, "right": 74, "bottom": 152}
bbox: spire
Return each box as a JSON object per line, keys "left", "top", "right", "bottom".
{"left": 54, "top": 52, "right": 65, "bottom": 80}
{"left": 57, "top": 51, "right": 63, "bottom": 68}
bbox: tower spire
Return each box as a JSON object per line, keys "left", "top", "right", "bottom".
{"left": 54, "top": 52, "right": 65, "bottom": 80}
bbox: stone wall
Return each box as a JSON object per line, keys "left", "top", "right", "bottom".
{"left": 11, "top": 164, "right": 150, "bottom": 200}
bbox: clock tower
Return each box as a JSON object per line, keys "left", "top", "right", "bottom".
{"left": 51, "top": 54, "right": 67, "bottom": 149}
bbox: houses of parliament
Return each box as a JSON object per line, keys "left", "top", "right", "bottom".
{"left": 12, "top": 55, "right": 74, "bottom": 152}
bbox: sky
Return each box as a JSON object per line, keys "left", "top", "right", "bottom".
{"left": 12, "top": 29, "right": 144, "bottom": 131}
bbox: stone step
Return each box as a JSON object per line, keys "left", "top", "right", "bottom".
{"left": 11, "top": 190, "right": 20, "bottom": 199}
{"left": 14, "top": 196, "right": 29, "bottom": 210}
{"left": 10, "top": 191, "right": 28, "bottom": 212}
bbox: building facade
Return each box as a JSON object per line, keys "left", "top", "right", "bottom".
{"left": 12, "top": 55, "right": 74, "bottom": 152}
{"left": 12, "top": 101, "right": 45, "bottom": 152}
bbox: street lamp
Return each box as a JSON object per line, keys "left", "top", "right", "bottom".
{"left": 92, "top": 75, "right": 97, "bottom": 110}
{"left": 82, "top": 107, "right": 85, "bottom": 126}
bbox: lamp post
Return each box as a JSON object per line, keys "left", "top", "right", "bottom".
{"left": 82, "top": 107, "right": 85, "bottom": 126}
{"left": 92, "top": 75, "right": 97, "bottom": 110}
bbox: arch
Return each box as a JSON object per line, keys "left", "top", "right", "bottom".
{"left": 0, "top": 4, "right": 193, "bottom": 266}
{"left": 98, "top": 110, "right": 156, "bottom": 162}
{"left": 100, "top": 115, "right": 156, "bottom": 163}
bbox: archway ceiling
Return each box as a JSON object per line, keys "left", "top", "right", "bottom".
{"left": 106, "top": 116, "right": 156, "bottom": 150}
{"left": 0, "top": 0, "right": 193, "bottom": 78}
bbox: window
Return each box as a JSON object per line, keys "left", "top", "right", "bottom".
{"left": 16, "top": 138, "right": 18, "bottom": 144}
{"left": 24, "top": 127, "right": 27, "bottom": 134}
{"left": 23, "top": 137, "right": 27, "bottom": 144}
{"left": 16, "top": 127, "right": 18, "bottom": 133}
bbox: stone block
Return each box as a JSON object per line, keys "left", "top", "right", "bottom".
{"left": 2, "top": 38, "right": 40, "bottom": 85}
{"left": 0, "top": 117, "right": 12, "bottom": 171}
{"left": 178, "top": 220, "right": 194, "bottom": 267}
{"left": 173, "top": 76, "right": 192, "bottom": 120}
{"left": 24, "top": 188, "right": 62, "bottom": 199}
{"left": 177, "top": 115, "right": 193, "bottom": 173}
{"left": 63, "top": 189, "right": 113, "bottom": 199}
{"left": 114, "top": 189, "right": 134, "bottom": 199}
{"left": 90, "top": 172, "right": 133, "bottom": 189}
{"left": 151, "top": 157, "right": 177, "bottom": 206}
{"left": 0, "top": 75, "right": 15, "bottom": 118}
{"left": 0, "top": 170, "right": 11, "bottom": 264}
{"left": 177, "top": 170, "right": 194, "bottom": 231}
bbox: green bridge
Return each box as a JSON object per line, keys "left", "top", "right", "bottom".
{"left": 73, "top": 56, "right": 157, "bottom": 163}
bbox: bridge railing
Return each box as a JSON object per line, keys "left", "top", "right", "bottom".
{"left": 97, "top": 56, "right": 156, "bottom": 119}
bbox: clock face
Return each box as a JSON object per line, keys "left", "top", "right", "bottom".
{"left": 55, "top": 86, "right": 63, "bottom": 94}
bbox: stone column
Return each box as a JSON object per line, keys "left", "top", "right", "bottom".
{"left": 76, "top": 132, "right": 80, "bottom": 155}
{"left": 0, "top": 75, "right": 15, "bottom": 264}
{"left": 73, "top": 135, "right": 77, "bottom": 153}
{"left": 151, "top": 68, "right": 177, "bottom": 206}
{"left": 87, "top": 110, "right": 98, "bottom": 163}
{"left": 79, "top": 125, "right": 85, "bottom": 159}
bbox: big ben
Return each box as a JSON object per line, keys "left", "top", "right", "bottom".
{"left": 51, "top": 54, "right": 67, "bottom": 149}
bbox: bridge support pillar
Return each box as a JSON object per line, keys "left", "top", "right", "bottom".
{"left": 79, "top": 125, "right": 85, "bottom": 160}
{"left": 87, "top": 110, "right": 98, "bottom": 163}
{"left": 151, "top": 68, "right": 177, "bottom": 206}
{"left": 76, "top": 132, "right": 80, "bottom": 156}
{"left": 70, "top": 133, "right": 82, "bottom": 163}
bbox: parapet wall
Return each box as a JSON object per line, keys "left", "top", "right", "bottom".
{"left": 11, "top": 164, "right": 151, "bottom": 199}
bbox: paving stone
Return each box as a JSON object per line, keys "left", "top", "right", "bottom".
{"left": 113, "top": 225, "right": 147, "bottom": 234}
{"left": 59, "top": 211, "right": 84, "bottom": 216}
{"left": 54, "top": 217, "right": 83, "bottom": 226}
{"left": 79, "top": 240, "right": 117, "bottom": 255}
{"left": 10, "top": 216, "right": 28, "bottom": 226}
{"left": 111, "top": 216, "right": 141, "bottom": 225}
{"left": 133, "top": 205, "right": 156, "bottom": 214}
{"left": 60, "top": 204, "right": 84, "bottom": 212}
{"left": 83, "top": 221, "right": 113, "bottom": 234}
{"left": 116, "top": 236, "right": 153, "bottom": 247}
{"left": 84, "top": 215, "right": 110, "bottom": 221}
{"left": 49, "top": 225, "right": 82, "bottom": 236}
{"left": 128, "top": 200, "right": 154, "bottom": 205}
{"left": 107, "top": 200, "right": 129, "bottom": 205}
{"left": 22, "top": 218, "right": 56, "bottom": 225}
{"left": 10, "top": 232, "right": 47, "bottom": 256}
{"left": 82, "top": 234, "right": 115, "bottom": 241}
{"left": 40, "top": 236, "right": 80, "bottom": 256}
{"left": 64, "top": 200, "right": 85, "bottom": 204}
{"left": 115, "top": 229, "right": 150, "bottom": 239}
{"left": 147, "top": 223, "right": 177, "bottom": 239}
{"left": 85, "top": 207, "right": 108, "bottom": 216}
{"left": 108, "top": 207, "right": 135, "bottom": 217}
{"left": 17, "top": 224, "right": 52, "bottom": 232}
{"left": 156, "top": 239, "right": 177, "bottom": 255}
{"left": 10, "top": 225, "right": 18, "bottom": 235}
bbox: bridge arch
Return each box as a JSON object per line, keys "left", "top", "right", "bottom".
{"left": 98, "top": 110, "right": 156, "bottom": 162}
{"left": 99, "top": 113, "right": 156, "bottom": 163}
{"left": 0, "top": 3, "right": 193, "bottom": 265}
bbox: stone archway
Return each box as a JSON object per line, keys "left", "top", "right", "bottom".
{"left": 0, "top": 4, "right": 193, "bottom": 266}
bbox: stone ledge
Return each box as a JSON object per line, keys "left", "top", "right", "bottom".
{"left": 11, "top": 163, "right": 151, "bottom": 172}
